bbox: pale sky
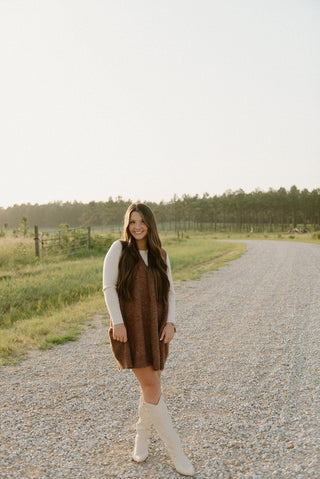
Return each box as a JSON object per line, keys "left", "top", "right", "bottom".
{"left": 0, "top": 0, "right": 319, "bottom": 208}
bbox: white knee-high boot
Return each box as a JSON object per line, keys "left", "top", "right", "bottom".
{"left": 145, "top": 396, "right": 195, "bottom": 476}
{"left": 132, "top": 396, "right": 152, "bottom": 462}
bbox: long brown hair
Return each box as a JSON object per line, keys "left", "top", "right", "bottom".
{"left": 117, "top": 203, "right": 170, "bottom": 303}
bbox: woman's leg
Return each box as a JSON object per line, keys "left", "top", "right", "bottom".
{"left": 131, "top": 366, "right": 161, "bottom": 462}
{"left": 132, "top": 366, "right": 194, "bottom": 475}
{"left": 133, "top": 366, "right": 162, "bottom": 405}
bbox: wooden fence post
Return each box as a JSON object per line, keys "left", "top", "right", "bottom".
{"left": 41, "top": 233, "right": 44, "bottom": 257}
{"left": 34, "top": 225, "right": 40, "bottom": 258}
{"left": 87, "top": 226, "right": 91, "bottom": 249}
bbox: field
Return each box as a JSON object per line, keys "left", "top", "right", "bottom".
{"left": 0, "top": 231, "right": 247, "bottom": 365}
{"left": 1, "top": 229, "right": 319, "bottom": 365}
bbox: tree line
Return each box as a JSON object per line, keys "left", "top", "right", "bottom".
{"left": 0, "top": 186, "right": 319, "bottom": 233}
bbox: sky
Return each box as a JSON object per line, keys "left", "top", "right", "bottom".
{"left": 0, "top": 0, "right": 319, "bottom": 208}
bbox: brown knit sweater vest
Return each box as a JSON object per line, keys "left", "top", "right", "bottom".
{"left": 108, "top": 244, "right": 169, "bottom": 370}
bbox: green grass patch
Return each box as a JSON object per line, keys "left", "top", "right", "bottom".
{"left": 162, "top": 236, "right": 245, "bottom": 281}
{"left": 0, "top": 258, "right": 105, "bottom": 327}
{"left": 202, "top": 230, "right": 320, "bottom": 245}
{"left": 0, "top": 292, "right": 106, "bottom": 365}
{"left": 39, "top": 332, "right": 79, "bottom": 349}
{"left": 0, "top": 236, "right": 36, "bottom": 269}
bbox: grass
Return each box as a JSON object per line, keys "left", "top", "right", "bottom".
{"left": 0, "top": 236, "right": 36, "bottom": 269}
{"left": 0, "top": 292, "right": 106, "bottom": 364}
{"left": 162, "top": 236, "right": 245, "bottom": 281}
{"left": 205, "top": 230, "right": 320, "bottom": 245}
{"left": 3, "top": 227, "right": 319, "bottom": 365}
{"left": 0, "top": 257, "right": 105, "bottom": 327}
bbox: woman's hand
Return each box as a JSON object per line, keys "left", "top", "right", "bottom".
{"left": 113, "top": 323, "right": 128, "bottom": 342}
{"left": 160, "top": 322, "right": 176, "bottom": 344}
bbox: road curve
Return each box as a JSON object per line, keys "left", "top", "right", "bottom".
{"left": 0, "top": 240, "right": 319, "bottom": 478}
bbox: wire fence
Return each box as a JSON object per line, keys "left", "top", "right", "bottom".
{"left": 34, "top": 226, "right": 91, "bottom": 258}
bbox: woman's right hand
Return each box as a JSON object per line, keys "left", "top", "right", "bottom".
{"left": 113, "top": 323, "right": 128, "bottom": 342}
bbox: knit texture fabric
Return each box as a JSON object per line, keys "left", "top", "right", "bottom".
{"left": 108, "top": 244, "right": 169, "bottom": 370}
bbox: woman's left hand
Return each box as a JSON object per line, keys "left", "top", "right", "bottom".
{"left": 160, "top": 322, "right": 176, "bottom": 344}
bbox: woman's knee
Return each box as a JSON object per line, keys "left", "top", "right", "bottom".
{"left": 133, "top": 367, "right": 161, "bottom": 393}
{"left": 134, "top": 366, "right": 158, "bottom": 384}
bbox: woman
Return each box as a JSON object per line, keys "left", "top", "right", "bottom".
{"left": 102, "top": 203, "right": 195, "bottom": 476}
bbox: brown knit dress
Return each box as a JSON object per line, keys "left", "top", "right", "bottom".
{"left": 108, "top": 245, "right": 169, "bottom": 371}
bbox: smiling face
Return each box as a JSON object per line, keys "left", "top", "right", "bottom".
{"left": 128, "top": 211, "right": 149, "bottom": 249}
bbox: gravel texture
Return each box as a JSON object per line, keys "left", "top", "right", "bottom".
{"left": 1, "top": 240, "right": 319, "bottom": 479}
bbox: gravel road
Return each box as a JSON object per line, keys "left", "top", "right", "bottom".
{"left": 1, "top": 240, "right": 319, "bottom": 479}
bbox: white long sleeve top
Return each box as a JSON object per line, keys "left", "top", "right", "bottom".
{"left": 102, "top": 240, "right": 176, "bottom": 326}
